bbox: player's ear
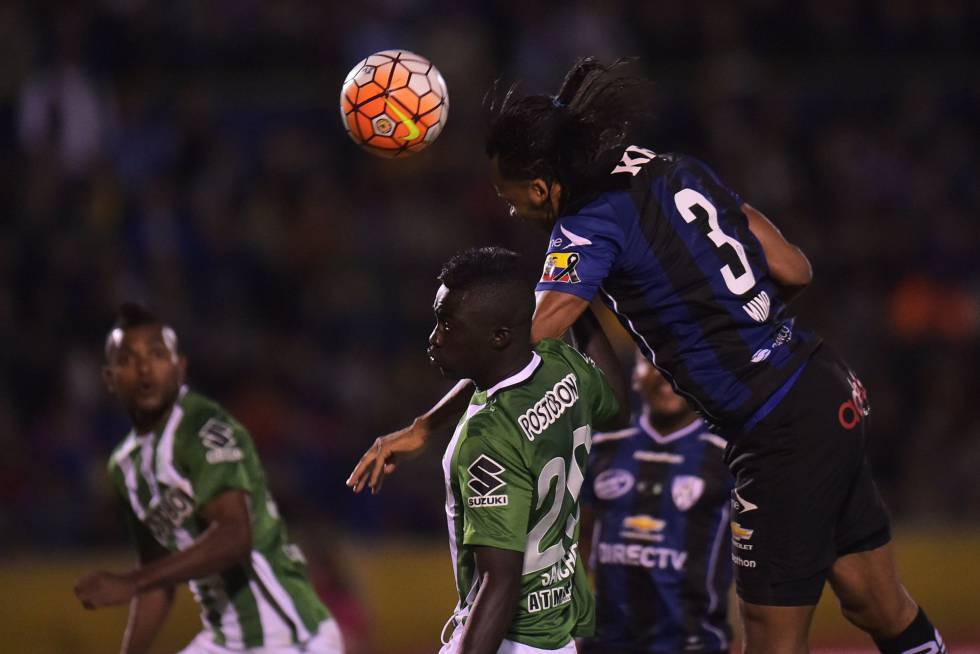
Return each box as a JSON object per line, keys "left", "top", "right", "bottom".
{"left": 490, "top": 326, "right": 512, "bottom": 350}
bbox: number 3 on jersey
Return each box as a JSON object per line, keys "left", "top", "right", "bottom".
{"left": 674, "top": 188, "right": 757, "bottom": 296}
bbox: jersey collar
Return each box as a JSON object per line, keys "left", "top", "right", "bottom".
{"left": 485, "top": 352, "right": 542, "bottom": 398}
{"left": 638, "top": 411, "right": 703, "bottom": 444}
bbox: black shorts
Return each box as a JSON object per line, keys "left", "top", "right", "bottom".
{"left": 723, "top": 343, "right": 892, "bottom": 606}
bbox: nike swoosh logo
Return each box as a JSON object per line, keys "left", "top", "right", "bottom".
{"left": 384, "top": 98, "right": 421, "bottom": 141}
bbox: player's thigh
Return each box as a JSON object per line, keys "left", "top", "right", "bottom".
{"left": 725, "top": 347, "right": 870, "bottom": 606}
{"left": 738, "top": 599, "right": 815, "bottom": 654}
{"left": 829, "top": 541, "right": 916, "bottom": 634}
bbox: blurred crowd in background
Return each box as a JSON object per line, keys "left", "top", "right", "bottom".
{"left": 0, "top": 0, "right": 977, "bottom": 560}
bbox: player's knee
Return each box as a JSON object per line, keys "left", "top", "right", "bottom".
{"left": 837, "top": 588, "right": 916, "bottom": 639}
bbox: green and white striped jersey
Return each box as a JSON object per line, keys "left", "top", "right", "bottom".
{"left": 442, "top": 339, "right": 620, "bottom": 650}
{"left": 108, "top": 387, "right": 329, "bottom": 650}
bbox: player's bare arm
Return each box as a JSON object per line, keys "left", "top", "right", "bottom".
{"left": 347, "top": 378, "right": 473, "bottom": 494}
{"left": 530, "top": 290, "right": 589, "bottom": 343}
{"left": 74, "top": 489, "right": 252, "bottom": 609}
{"left": 742, "top": 203, "right": 813, "bottom": 301}
{"left": 457, "top": 547, "right": 524, "bottom": 654}
{"left": 117, "top": 512, "right": 175, "bottom": 654}
{"left": 570, "top": 308, "right": 631, "bottom": 430}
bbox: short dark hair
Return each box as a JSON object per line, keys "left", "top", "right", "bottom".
{"left": 485, "top": 57, "right": 655, "bottom": 212}
{"left": 105, "top": 302, "right": 178, "bottom": 357}
{"left": 438, "top": 247, "right": 534, "bottom": 328}
{"left": 438, "top": 246, "right": 526, "bottom": 291}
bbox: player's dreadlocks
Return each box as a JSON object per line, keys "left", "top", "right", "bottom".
{"left": 485, "top": 57, "right": 655, "bottom": 212}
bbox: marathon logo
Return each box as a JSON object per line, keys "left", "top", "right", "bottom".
{"left": 516, "top": 373, "right": 580, "bottom": 441}
{"left": 597, "top": 543, "right": 687, "bottom": 571}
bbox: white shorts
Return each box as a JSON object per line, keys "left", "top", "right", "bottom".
{"left": 177, "top": 619, "right": 344, "bottom": 654}
{"left": 438, "top": 626, "right": 574, "bottom": 654}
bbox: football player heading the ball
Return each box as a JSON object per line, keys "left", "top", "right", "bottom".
{"left": 349, "top": 58, "right": 946, "bottom": 654}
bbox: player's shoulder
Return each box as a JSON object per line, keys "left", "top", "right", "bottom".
{"left": 173, "top": 388, "right": 248, "bottom": 447}
{"left": 460, "top": 407, "right": 526, "bottom": 457}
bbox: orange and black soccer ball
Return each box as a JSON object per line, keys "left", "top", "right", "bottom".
{"left": 340, "top": 49, "right": 449, "bottom": 158}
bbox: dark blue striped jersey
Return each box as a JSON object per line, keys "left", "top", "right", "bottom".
{"left": 536, "top": 148, "right": 820, "bottom": 431}
{"left": 580, "top": 415, "right": 733, "bottom": 654}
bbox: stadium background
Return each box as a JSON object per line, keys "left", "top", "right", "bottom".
{"left": 1, "top": 1, "right": 977, "bottom": 652}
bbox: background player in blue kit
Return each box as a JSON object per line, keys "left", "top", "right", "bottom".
{"left": 350, "top": 59, "right": 946, "bottom": 654}
{"left": 579, "top": 355, "right": 733, "bottom": 654}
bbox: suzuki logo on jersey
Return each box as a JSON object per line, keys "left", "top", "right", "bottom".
{"left": 466, "top": 454, "right": 508, "bottom": 507}
{"left": 593, "top": 469, "right": 635, "bottom": 500}
{"left": 199, "top": 418, "right": 243, "bottom": 464}
{"left": 611, "top": 145, "right": 657, "bottom": 176}
{"left": 620, "top": 514, "right": 666, "bottom": 542}
{"left": 743, "top": 290, "right": 771, "bottom": 323}
{"left": 671, "top": 475, "right": 705, "bottom": 511}
{"left": 541, "top": 252, "right": 581, "bottom": 284}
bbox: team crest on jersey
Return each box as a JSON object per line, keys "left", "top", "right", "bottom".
{"left": 198, "top": 418, "right": 243, "bottom": 464}
{"left": 466, "top": 454, "right": 508, "bottom": 507}
{"left": 593, "top": 469, "right": 635, "bottom": 500}
{"left": 541, "top": 252, "right": 581, "bottom": 284}
{"left": 671, "top": 475, "right": 705, "bottom": 511}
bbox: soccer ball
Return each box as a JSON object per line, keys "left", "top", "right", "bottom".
{"left": 340, "top": 50, "right": 449, "bottom": 158}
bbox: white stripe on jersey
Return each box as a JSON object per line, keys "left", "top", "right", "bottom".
{"left": 139, "top": 436, "right": 160, "bottom": 508}
{"left": 442, "top": 401, "right": 486, "bottom": 591}
{"left": 699, "top": 433, "right": 728, "bottom": 450}
{"left": 116, "top": 435, "right": 149, "bottom": 520}
{"left": 592, "top": 427, "right": 638, "bottom": 444}
{"left": 155, "top": 404, "right": 194, "bottom": 498}
{"left": 191, "top": 574, "right": 245, "bottom": 650}
{"left": 251, "top": 551, "right": 311, "bottom": 643}
{"left": 249, "top": 578, "right": 297, "bottom": 647}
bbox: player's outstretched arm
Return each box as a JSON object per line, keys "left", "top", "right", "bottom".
{"left": 531, "top": 291, "right": 590, "bottom": 343}
{"left": 347, "top": 379, "right": 473, "bottom": 494}
{"left": 74, "top": 490, "right": 252, "bottom": 610}
{"left": 458, "top": 546, "right": 524, "bottom": 654}
{"left": 742, "top": 203, "right": 813, "bottom": 302}
{"left": 570, "top": 308, "right": 631, "bottom": 430}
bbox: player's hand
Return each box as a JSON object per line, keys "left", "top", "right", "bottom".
{"left": 347, "top": 420, "right": 429, "bottom": 494}
{"left": 74, "top": 570, "right": 138, "bottom": 609}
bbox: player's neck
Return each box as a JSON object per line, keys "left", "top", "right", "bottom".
{"left": 643, "top": 407, "right": 698, "bottom": 437}
{"left": 474, "top": 349, "right": 535, "bottom": 393}
{"left": 128, "top": 401, "right": 176, "bottom": 435}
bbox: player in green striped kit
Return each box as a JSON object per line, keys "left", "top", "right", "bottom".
{"left": 74, "top": 304, "right": 342, "bottom": 654}
{"left": 424, "top": 248, "right": 629, "bottom": 654}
